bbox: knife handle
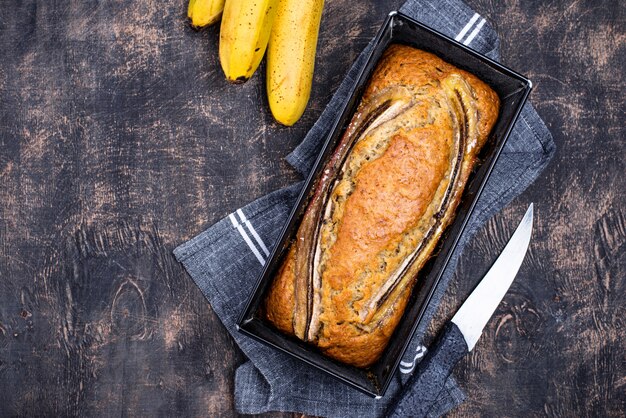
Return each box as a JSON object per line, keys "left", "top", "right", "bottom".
{"left": 387, "top": 322, "right": 468, "bottom": 418}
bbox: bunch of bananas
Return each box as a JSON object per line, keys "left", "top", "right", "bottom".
{"left": 188, "top": 0, "right": 324, "bottom": 126}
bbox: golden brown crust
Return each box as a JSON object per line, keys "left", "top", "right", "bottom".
{"left": 360, "top": 45, "right": 500, "bottom": 145}
{"left": 264, "top": 246, "right": 296, "bottom": 334}
{"left": 264, "top": 44, "right": 500, "bottom": 367}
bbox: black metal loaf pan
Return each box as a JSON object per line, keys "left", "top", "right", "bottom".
{"left": 237, "top": 11, "right": 532, "bottom": 398}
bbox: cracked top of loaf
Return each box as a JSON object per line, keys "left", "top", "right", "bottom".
{"left": 264, "top": 44, "right": 500, "bottom": 367}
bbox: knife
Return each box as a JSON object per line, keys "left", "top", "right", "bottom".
{"left": 387, "top": 203, "right": 534, "bottom": 418}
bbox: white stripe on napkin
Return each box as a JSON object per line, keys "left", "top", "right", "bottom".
{"left": 463, "top": 18, "right": 486, "bottom": 46}
{"left": 237, "top": 209, "right": 270, "bottom": 257}
{"left": 230, "top": 213, "right": 265, "bottom": 266}
{"left": 399, "top": 345, "right": 427, "bottom": 374}
{"left": 454, "top": 12, "right": 480, "bottom": 42}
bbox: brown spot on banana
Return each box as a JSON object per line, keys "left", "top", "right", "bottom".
{"left": 219, "top": 0, "right": 277, "bottom": 83}
{"left": 188, "top": 0, "right": 225, "bottom": 29}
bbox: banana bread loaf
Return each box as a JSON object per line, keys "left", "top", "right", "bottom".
{"left": 264, "top": 44, "right": 500, "bottom": 367}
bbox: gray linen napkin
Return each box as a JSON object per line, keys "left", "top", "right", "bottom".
{"left": 174, "top": 0, "right": 556, "bottom": 416}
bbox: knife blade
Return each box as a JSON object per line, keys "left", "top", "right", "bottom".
{"left": 387, "top": 203, "right": 534, "bottom": 418}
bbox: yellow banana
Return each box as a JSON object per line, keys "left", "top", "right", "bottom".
{"left": 219, "top": 0, "right": 278, "bottom": 83}
{"left": 266, "top": 0, "right": 324, "bottom": 126}
{"left": 188, "top": 0, "right": 225, "bottom": 28}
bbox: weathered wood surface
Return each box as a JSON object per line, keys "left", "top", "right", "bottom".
{"left": 0, "top": 0, "right": 623, "bottom": 416}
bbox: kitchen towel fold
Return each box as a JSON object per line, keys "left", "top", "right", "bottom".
{"left": 173, "top": 0, "right": 556, "bottom": 416}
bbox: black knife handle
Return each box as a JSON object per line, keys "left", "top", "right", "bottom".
{"left": 387, "top": 322, "right": 468, "bottom": 418}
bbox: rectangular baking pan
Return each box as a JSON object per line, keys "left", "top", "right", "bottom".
{"left": 237, "top": 10, "right": 532, "bottom": 398}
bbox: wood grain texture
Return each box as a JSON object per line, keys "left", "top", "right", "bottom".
{"left": 0, "top": 0, "right": 623, "bottom": 416}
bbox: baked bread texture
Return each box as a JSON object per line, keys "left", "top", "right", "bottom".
{"left": 264, "top": 44, "right": 500, "bottom": 367}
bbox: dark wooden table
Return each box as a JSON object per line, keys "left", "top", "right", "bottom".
{"left": 1, "top": 0, "right": 624, "bottom": 416}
